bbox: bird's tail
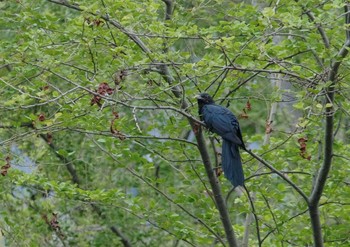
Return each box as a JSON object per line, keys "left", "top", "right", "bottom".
{"left": 222, "top": 139, "right": 244, "bottom": 187}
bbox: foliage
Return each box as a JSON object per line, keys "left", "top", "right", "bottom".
{"left": 0, "top": 0, "right": 349, "bottom": 246}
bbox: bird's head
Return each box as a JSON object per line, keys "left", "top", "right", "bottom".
{"left": 195, "top": 93, "right": 215, "bottom": 105}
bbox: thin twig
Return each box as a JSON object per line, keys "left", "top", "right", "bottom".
{"left": 92, "top": 138, "right": 226, "bottom": 246}
{"left": 245, "top": 149, "right": 309, "bottom": 203}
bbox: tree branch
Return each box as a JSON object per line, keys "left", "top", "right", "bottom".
{"left": 92, "top": 138, "right": 225, "bottom": 246}
{"left": 161, "top": 0, "right": 173, "bottom": 21}
{"left": 46, "top": 1, "right": 239, "bottom": 245}
{"left": 243, "top": 186, "right": 261, "bottom": 247}
{"left": 303, "top": 9, "right": 330, "bottom": 49}
{"left": 223, "top": 65, "right": 314, "bottom": 83}
{"left": 110, "top": 226, "right": 132, "bottom": 247}
{"left": 46, "top": 0, "right": 151, "bottom": 54}
{"left": 39, "top": 132, "right": 80, "bottom": 185}
{"left": 308, "top": 4, "right": 350, "bottom": 247}
{"left": 245, "top": 149, "right": 309, "bottom": 203}
{"left": 36, "top": 126, "right": 132, "bottom": 246}
{"left": 243, "top": 78, "right": 280, "bottom": 247}
{"left": 192, "top": 125, "right": 238, "bottom": 247}
{"left": 309, "top": 1, "right": 350, "bottom": 209}
{"left": 294, "top": 0, "right": 330, "bottom": 49}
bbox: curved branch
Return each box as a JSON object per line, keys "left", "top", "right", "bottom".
{"left": 131, "top": 167, "right": 226, "bottom": 246}
{"left": 245, "top": 171, "right": 311, "bottom": 182}
{"left": 92, "top": 138, "right": 226, "bottom": 246}
{"left": 309, "top": 2, "right": 350, "bottom": 207}
{"left": 47, "top": 0, "right": 151, "bottom": 54}
{"left": 303, "top": 9, "right": 330, "bottom": 49}
{"left": 261, "top": 193, "right": 279, "bottom": 245}
{"left": 161, "top": 0, "right": 173, "bottom": 20}
{"left": 39, "top": 132, "right": 80, "bottom": 185}
{"left": 46, "top": 1, "right": 239, "bottom": 245}
{"left": 245, "top": 149, "right": 309, "bottom": 203}
{"left": 244, "top": 186, "right": 261, "bottom": 246}
{"left": 261, "top": 208, "right": 309, "bottom": 244}
{"left": 223, "top": 65, "right": 314, "bottom": 83}
{"left": 110, "top": 226, "right": 132, "bottom": 247}
{"left": 37, "top": 128, "right": 132, "bottom": 245}
{"left": 308, "top": 5, "right": 350, "bottom": 247}
{"left": 294, "top": 0, "right": 330, "bottom": 49}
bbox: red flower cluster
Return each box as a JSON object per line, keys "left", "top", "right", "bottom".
{"left": 38, "top": 113, "right": 45, "bottom": 122}
{"left": 298, "top": 137, "right": 311, "bottom": 160}
{"left": 43, "top": 213, "right": 64, "bottom": 238}
{"left": 91, "top": 82, "right": 114, "bottom": 107}
{"left": 1, "top": 156, "right": 11, "bottom": 176}
{"left": 85, "top": 17, "right": 104, "bottom": 27}
{"left": 239, "top": 99, "right": 251, "bottom": 119}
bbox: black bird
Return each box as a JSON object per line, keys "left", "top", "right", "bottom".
{"left": 196, "top": 93, "right": 245, "bottom": 188}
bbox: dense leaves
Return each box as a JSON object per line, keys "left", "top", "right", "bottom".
{"left": 0, "top": 0, "right": 349, "bottom": 246}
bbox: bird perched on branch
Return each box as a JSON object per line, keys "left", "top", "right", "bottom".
{"left": 196, "top": 93, "right": 246, "bottom": 188}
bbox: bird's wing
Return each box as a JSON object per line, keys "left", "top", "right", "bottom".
{"left": 202, "top": 104, "right": 243, "bottom": 145}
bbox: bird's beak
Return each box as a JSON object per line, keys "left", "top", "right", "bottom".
{"left": 194, "top": 94, "right": 202, "bottom": 99}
